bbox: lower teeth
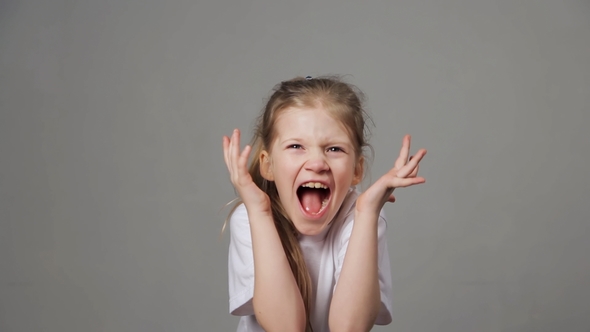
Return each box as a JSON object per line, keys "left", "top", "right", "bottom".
{"left": 309, "top": 199, "right": 329, "bottom": 216}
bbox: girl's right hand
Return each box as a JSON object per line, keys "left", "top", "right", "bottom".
{"left": 223, "top": 129, "right": 271, "bottom": 215}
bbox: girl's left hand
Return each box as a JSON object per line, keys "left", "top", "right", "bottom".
{"left": 356, "top": 135, "right": 426, "bottom": 215}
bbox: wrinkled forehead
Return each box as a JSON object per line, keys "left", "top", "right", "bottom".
{"left": 270, "top": 106, "right": 357, "bottom": 150}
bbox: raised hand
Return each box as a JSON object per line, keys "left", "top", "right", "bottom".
{"left": 356, "top": 135, "right": 426, "bottom": 215}
{"left": 223, "top": 129, "right": 271, "bottom": 214}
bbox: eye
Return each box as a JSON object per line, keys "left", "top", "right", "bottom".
{"left": 288, "top": 144, "right": 302, "bottom": 149}
{"left": 327, "top": 146, "right": 344, "bottom": 153}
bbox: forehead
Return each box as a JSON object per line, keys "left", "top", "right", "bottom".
{"left": 273, "top": 106, "right": 351, "bottom": 140}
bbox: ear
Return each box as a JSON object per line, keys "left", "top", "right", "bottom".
{"left": 259, "top": 150, "right": 274, "bottom": 181}
{"left": 351, "top": 156, "right": 364, "bottom": 186}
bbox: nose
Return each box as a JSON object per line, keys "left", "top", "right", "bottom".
{"left": 304, "top": 150, "right": 329, "bottom": 173}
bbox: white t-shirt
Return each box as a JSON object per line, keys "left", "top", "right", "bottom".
{"left": 228, "top": 188, "right": 393, "bottom": 331}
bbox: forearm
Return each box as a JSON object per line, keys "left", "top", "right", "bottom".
{"left": 249, "top": 211, "right": 306, "bottom": 332}
{"left": 329, "top": 211, "right": 381, "bottom": 332}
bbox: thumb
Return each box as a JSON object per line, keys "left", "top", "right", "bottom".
{"left": 388, "top": 194, "right": 396, "bottom": 203}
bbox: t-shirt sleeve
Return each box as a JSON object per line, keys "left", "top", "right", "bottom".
{"left": 227, "top": 204, "right": 255, "bottom": 316}
{"left": 334, "top": 208, "right": 394, "bottom": 325}
{"left": 375, "top": 211, "right": 394, "bottom": 324}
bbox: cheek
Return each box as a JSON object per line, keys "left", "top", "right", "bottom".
{"left": 273, "top": 153, "right": 302, "bottom": 170}
{"left": 331, "top": 158, "right": 357, "bottom": 175}
{"left": 270, "top": 159, "right": 297, "bottom": 188}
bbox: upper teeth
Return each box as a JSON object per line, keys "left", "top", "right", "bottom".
{"left": 301, "top": 182, "right": 328, "bottom": 189}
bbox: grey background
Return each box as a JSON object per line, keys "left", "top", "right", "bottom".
{"left": 1, "top": 0, "right": 589, "bottom": 331}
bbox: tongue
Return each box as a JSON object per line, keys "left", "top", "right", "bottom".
{"left": 300, "top": 189, "right": 323, "bottom": 214}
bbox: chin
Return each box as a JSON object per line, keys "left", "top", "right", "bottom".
{"left": 294, "top": 223, "right": 328, "bottom": 236}
{"left": 291, "top": 211, "right": 337, "bottom": 236}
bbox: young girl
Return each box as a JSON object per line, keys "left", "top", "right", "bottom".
{"left": 223, "top": 76, "right": 426, "bottom": 332}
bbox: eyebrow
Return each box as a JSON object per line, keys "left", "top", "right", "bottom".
{"left": 278, "top": 137, "right": 353, "bottom": 147}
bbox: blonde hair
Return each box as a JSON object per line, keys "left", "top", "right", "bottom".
{"left": 232, "top": 75, "right": 371, "bottom": 330}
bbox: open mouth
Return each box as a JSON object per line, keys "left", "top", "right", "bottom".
{"left": 297, "top": 182, "right": 331, "bottom": 216}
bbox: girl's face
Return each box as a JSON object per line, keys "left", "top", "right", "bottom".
{"left": 260, "top": 106, "right": 363, "bottom": 235}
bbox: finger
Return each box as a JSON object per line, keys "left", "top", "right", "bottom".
{"left": 223, "top": 136, "right": 229, "bottom": 165}
{"left": 223, "top": 136, "right": 230, "bottom": 168}
{"left": 390, "top": 176, "right": 426, "bottom": 188}
{"left": 409, "top": 163, "right": 419, "bottom": 178}
{"left": 238, "top": 145, "right": 252, "bottom": 180}
{"left": 397, "top": 149, "right": 426, "bottom": 178}
{"left": 228, "top": 132, "right": 236, "bottom": 175}
{"left": 407, "top": 155, "right": 419, "bottom": 177}
{"left": 394, "top": 134, "right": 411, "bottom": 170}
{"left": 227, "top": 134, "right": 234, "bottom": 175}
{"left": 230, "top": 129, "right": 241, "bottom": 177}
